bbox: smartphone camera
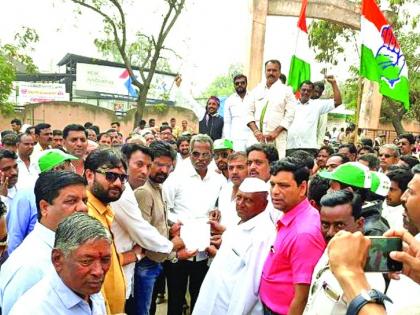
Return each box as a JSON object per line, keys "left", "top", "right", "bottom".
{"left": 364, "top": 237, "right": 403, "bottom": 272}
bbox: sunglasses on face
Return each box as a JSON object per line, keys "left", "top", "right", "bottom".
{"left": 379, "top": 153, "right": 392, "bottom": 158}
{"left": 191, "top": 151, "right": 212, "bottom": 159}
{"left": 96, "top": 170, "right": 128, "bottom": 183}
{"left": 214, "top": 152, "right": 229, "bottom": 159}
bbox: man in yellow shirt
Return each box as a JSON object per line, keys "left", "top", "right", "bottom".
{"left": 85, "top": 148, "right": 142, "bottom": 314}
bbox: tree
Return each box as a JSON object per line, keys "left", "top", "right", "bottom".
{"left": 68, "top": 0, "right": 185, "bottom": 128}
{"left": 201, "top": 64, "right": 244, "bottom": 99}
{"left": 308, "top": 0, "right": 419, "bottom": 135}
{"left": 0, "top": 27, "right": 38, "bottom": 114}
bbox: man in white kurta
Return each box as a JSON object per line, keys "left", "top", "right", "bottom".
{"left": 247, "top": 60, "right": 296, "bottom": 158}
{"left": 223, "top": 75, "right": 253, "bottom": 151}
{"left": 193, "top": 178, "right": 276, "bottom": 315}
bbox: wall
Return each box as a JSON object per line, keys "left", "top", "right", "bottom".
{"left": 0, "top": 102, "right": 198, "bottom": 136}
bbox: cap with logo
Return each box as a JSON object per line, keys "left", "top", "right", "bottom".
{"left": 370, "top": 171, "right": 391, "bottom": 197}
{"left": 213, "top": 138, "right": 234, "bottom": 151}
{"left": 319, "top": 162, "right": 372, "bottom": 188}
{"left": 38, "top": 149, "right": 78, "bottom": 173}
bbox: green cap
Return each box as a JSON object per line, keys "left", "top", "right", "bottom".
{"left": 213, "top": 138, "right": 233, "bottom": 151}
{"left": 319, "top": 162, "right": 372, "bottom": 188}
{"left": 370, "top": 171, "right": 391, "bottom": 197}
{"left": 38, "top": 149, "right": 78, "bottom": 173}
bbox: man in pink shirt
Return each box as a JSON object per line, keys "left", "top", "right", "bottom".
{"left": 260, "top": 157, "right": 326, "bottom": 315}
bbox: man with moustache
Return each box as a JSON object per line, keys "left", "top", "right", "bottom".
{"left": 223, "top": 74, "right": 253, "bottom": 151}
{"left": 85, "top": 148, "right": 142, "bottom": 314}
{"left": 0, "top": 150, "right": 19, "bottom": 211}
{"left": 134, "top": 141, "right": 189, "bottom": 315}
{"left": 63, "top": 124, "right": 88, "bottom": 175}
{"left": 246, "top": 143, "right": 279, "bottom": 183}
{"left": 175, "top": 136, "right": 191, "bottom": 170}
{"left": 111, "top": 144, "right": 184, "bottom": 314}
{"left": 247, "top": 60, "right": 296, "bottom": 158}
{"left": 16, "top": 133, "right": 37, "bottom": 189}
{"left": 304, "top": 190, "right": 385, "bottom": 315}
{"left": 213, "top": 139, "right": 234, "bottom": 179}
{"left": 31, "top": 123, "right": 52, "bottom": 157}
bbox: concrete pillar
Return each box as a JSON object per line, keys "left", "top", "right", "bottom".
{"left": 246, "top": 0, "right": 268, "bottom": 89}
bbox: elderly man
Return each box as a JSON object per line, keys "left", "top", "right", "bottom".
{"left": 213, "top": 139, "right": 234, "bottom": 179}
{"left": 304, "top": 190, "right": 385, "bottom": 315}
{"left": 0, "top": 171, "right": 87, "bottom": 314}
{"left": 286, "top": 77, "right": 342, "bottom": 157}
{"left": 85, "top": 148, "right": 142, "bottom": 314}
{"left": 223, "top": 74, "right": 253, "bottom": 151}
{"left": 9, "top": 213, "right": 111, "bottom": 314}
{"left": 6, "top": 150, "right": 78, "bottom": 255}
{"left": 163, "top": 134, "right": 226, "bottom": 315}
{"left": 260, "top": 157, "right": 325, "bottom": 315}
{"left": 63, "top": 124, "right": 88, "bottom": 175}
{"left": 193, "top": 178, "right": 276, "bottom": 315}
{"left": 247, "top": 59, "right": 296, "bottom": 158}
{"left": 379, "top": 144, "right": 400, "bottom": 173}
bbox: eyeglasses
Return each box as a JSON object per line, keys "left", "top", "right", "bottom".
{"left": 214, "top": 152, "right": 229, "bottom": 159}
{"left": 191, "top": 151, "right": 212, "bottom": 159}
{"left": 379, "top": 153, "right": 393, "bottom": 158}
{"left": 96, "top": 170, "right": 128, "bottom": 183}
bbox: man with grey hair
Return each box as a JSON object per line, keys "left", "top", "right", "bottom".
{"left": 163, "top": 133, "right": 226, "bottom": 315}
{"left": 193, "top": 177, "right": 276, "bottom": 315}
{"left": 379, "top": 144, "right": 400, "bottom": 173}
{"left": 0, "top": 171, "right": 88, "bottom": 314}
{"left": 9, "top": 212, "right": 111, "bottom": 314}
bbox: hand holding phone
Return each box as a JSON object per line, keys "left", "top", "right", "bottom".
{"left": 364, "top": 237, "right": 403, "bottom": 272}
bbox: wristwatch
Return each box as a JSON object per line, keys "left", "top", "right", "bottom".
{"left": 346, "top": 289, "right": 392, "bottom": 315}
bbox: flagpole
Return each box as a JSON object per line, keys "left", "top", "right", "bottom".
{"left": 353, "top": 77, "right": 364, "bottom": 144}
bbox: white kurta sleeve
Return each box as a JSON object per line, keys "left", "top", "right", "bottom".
{"left": 279, "top": 86, "right": 297, "bottom": 130}
{"left": 223, "top": 96, "right": 232, "bottom": 139}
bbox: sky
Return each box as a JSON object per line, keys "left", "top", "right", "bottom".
{"left": 0, "top": 0, "right": 357, "bottom": 94}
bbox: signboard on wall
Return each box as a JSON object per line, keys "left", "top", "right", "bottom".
{"left": 17, "top": 82, "right": 69, "bottom": 105}
{"left": 74, "top": 63, "right": 175, "bottom": 101}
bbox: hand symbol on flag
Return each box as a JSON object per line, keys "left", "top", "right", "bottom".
{"left": 375, "top": 25, "right": 406, "bottom": 88}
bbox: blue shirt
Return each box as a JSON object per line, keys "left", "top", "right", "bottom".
{"left": 0, "top": 223, "right": 55, "bottom": 314}
{"left": 6, "top": 188, "right": 37, "bottom": 255}
{"left": 9, "top": 268, "right": 106, "bottom": 315}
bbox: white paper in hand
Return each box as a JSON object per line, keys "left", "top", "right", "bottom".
{"left": 180, "top": 219, "right": 210, "bottom": 251}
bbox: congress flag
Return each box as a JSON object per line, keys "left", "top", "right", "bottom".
{"left": 287, "top": 0, "right": 311, "bottom": 93}
{"left": 360, "top": 0, "right": 410, "bottom": 109}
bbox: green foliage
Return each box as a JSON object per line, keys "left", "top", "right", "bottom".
{"left": 154, "top": 103, "right": 168, "bottom": 113}
{"left": 0, "top": 27, "right": 38, "bottom": 113}
{"left": 201, "top": 64, "right": 244, "bottom": 98}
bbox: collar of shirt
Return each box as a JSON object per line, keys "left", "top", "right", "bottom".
{"left": 87, "top": 190, "right": 114, "bottom": 228}
{"left": 238, "top": 209, "right": 269, "bottom": 232}
{"left": 147, "top": 178, "right": 162, "bottom": 191}
{"left": 49, "top": 268, "right": 97, "bottom": 310}
{"left": 33, "top": 222, "right": 56, "bottom": 249}
{"left": 277, "top": 198, "right": 310, "bottom": 229}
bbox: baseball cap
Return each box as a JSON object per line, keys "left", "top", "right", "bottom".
{"left": 370, "top": 171, "right": 391, "bottom": 197}
{"left": 38, "top": 149, "right": 78, "bottom": 173}
{"left": 213, "top": 139, "right": 233, "bottom": 151}
{"left": 319, "top": 162, "right": 372, "bottom": 188}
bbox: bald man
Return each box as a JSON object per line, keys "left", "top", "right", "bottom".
{"left": 193, "top": 178, "right": 276, "bottom": 315}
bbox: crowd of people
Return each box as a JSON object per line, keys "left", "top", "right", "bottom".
{"left": 0, "top": 59, "right": 420, "bottom": 315}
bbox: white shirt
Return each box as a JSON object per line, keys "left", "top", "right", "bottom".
{"left": 9, "top": 269, "right": 106, "bottom": 315}
{"left": 0, "top": 223, "right": 55, "bottom": 314}
{"left": 163, "top": 161, "right": 225, "bottom": 261}
{"left": 16, "top": 157, "right": 38, "bottom": 190}
{"left": 111, "top": 185, "right": 173, "bottom": 298}
{"left": 381, "top": 203, "right": 405, "bottom": 230}
{"left": 193, "top": 210, "right": 276, "bottom": 315}
{"left": 175, "top": 154, "right": 191, "bottom": 172}
{"left": 0, "top": 186, "right": 17, "bottom": 212}
{"left": 304, "top": 250, "right": 386, "bottom": 315}
{"left": 218, "top": 181, "right": 240, "bottom": 229}
{"left": 287, "top": 99, "right": 335, "bottom": 149}
{"left": 223, "top": 92, "right": 253, "bottom": 150}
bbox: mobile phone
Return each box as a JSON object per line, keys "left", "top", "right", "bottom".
{"left": 364, "top": 237, "right": 403, "bottom": 272}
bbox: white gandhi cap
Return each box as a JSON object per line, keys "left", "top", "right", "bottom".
{"left": 239, "top": 177, "right": 269, "bottom": 193}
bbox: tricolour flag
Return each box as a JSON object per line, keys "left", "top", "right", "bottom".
{"left": 287, "top": 0, "right": 311, "bottom": 93}
{"left": 360, "top": 0, "right": 410, "bottom": 109}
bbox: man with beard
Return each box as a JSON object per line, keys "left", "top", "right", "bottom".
{"left": 223, "top": 74, "right": 253, "bottom": 151}
{"left": 85, "top": 148, "right": 142, "bottom": 314}
{"left": 213, "top": 139, "right": 234, "bottom": 179}
{"left": 163, "top": 134, "right": 226, "bottom": 315}
{"left": 63, "top": 124, "right": 88, "bottom": 175}
{"left": 111, "top": 144, "right": 184, "bottom": 314}
{"left": 247, "top": 60, "right": 296, "bottom": 158}
{"left": 134, "top": 141, "right": 190, "bottom": 315}
{"left": 0, "top": 150, "right": 19, "bottom": 211}
{"left": 51, "top": 129, "right": 64, "bottom": 149}
{"left": 175, "top": 136, "right": 191, "bottom": 170}
{"left": 304, "top": 190, "right": 385, "bottom": 315}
